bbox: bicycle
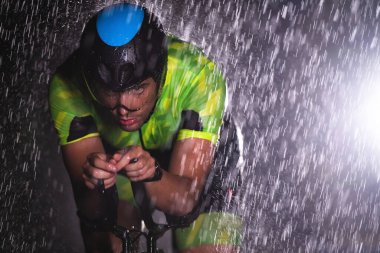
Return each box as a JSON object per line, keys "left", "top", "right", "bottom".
{"left": 111, "top": 220, "right": 188, "bottom": 253}
{"left": 78, "top": 177, "right": 191, "bottom": 253}
{"left": 79, "top": 211, "right": 187, "bottom": 253}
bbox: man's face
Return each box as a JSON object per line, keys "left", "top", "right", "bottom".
{"left": 95, "top": 77, "right": 158, "bottom": 131}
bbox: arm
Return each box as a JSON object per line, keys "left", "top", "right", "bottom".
{"left": 61, "top": 136, "right": 118, "bottom": 252}
{"left": 151, "top": 137, "right": 215, "bottom": 215}
{"left": 113, "top": 137, "right": 214, "bottom": 216}
{"left": 49, "top": 68, "right": 120, "bottom": 251}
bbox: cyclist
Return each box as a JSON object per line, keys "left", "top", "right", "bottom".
{"left": 49, "top": 3, "right": 242, "bottom": 253}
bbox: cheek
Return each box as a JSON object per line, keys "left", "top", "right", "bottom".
{"left": 135, "top": 89, "right": 156, "bottom": 105}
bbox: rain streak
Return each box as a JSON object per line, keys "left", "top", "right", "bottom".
{"left": 1, "top": 0, "right": 380, "bottom": 252}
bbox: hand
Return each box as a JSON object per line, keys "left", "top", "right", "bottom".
{"left": 113, "top": 146, "right": 156, "bottom": 182}
{"left": 82, "top": 152, "right": 118, "bottom": 189}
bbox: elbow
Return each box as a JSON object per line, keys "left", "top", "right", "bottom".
{"left": 176, "top": 203, "right": 197, "bottom": 217}
{"left": 173, "top": 181, "right": 204, "bottom": 216}
{"left": 170, "top": 193, "right": 200, "bottom": 217}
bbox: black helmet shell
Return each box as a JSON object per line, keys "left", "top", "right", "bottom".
{"left": 80, "top": 3, "right": 167, "bottom": 92}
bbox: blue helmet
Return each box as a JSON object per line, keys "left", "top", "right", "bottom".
{"left": 80, "top": 3, "right": 167, "bottom": 92}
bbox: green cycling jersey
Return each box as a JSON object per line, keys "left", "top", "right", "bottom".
{"left": 49, "top": 36, "right": 226, "bottom": 151}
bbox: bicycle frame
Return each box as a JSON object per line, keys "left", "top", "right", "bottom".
{"left": 111, "top": 222, "right": 184, "bottom": 253}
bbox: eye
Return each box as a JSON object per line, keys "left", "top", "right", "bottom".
{"left": 100, "top": 86, "right": 117, "bottom": 97}
{"left": 130, "top": 85, "right": 144, "bottom": 95}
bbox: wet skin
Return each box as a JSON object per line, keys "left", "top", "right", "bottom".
{"left": 95, "top": 77, "right": 159, "bottom": 132}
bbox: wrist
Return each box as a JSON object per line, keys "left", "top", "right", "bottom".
{"left": 140, "top": 160, "right": 162, "bottom": 182}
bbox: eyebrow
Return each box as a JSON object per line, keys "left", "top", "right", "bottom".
{"left": 132, "top": 81, "right": 151, "bottom": 89}
{"left": 127, "top": 83, "right": 146, "bottom": 90}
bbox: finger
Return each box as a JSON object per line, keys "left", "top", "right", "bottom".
{"left": 87, "top": 152, "right": 107, "bottom": 165}
{"left": 112, "top": 151, "right": 123, "bottom": 162}
{"left": 124, "top": 154, "right": 153, "bottom": 172}
{"left": 84, "top": 174, "right": 103, "bottom": 188}
{"left": 88, "top": 176, "right": 113, "bottom": 190}
{"left": 115, "top": 145, "right": 142, "bottom": 158}
{"left": 123, "top": 168, "right": 144, "bottom": 178}
{"left": 82, "top": 161, "right": 93, "bottom": 178}
{"left": 84, "top": 179, "right": 96, "bottom": 189}
{"left": 115, "top": 153, "right": 141, "bottom": 171}
{"left": 82, "top": 171, "right": 115, "bottom": 190}
{"left": 87, "top": 153, "right": 117, "bottom": 173}
{"left": 129, "top": 169, "right": 153, "bottom": 182}
{"left": 112, "top": 147, "right": 131, "bottom": 162}
{"left": 109, "top": 158, "right": 117, "bottom": 165}
{"left": 82, "top": 173, "right": 96, "bottom": 189}
{"left": 125, "top": 160, "right": 155, "bottom": 180}
{"left": 103, "top": 176, "right": 117, "bottom": 189}
{"left": 124, "top": 158, "right": 144, "bottom": 171}
{"left": 128, "top": 174, "right": 148, "bottom": 182}
{"left": 93, "top": 177, "right": 117, "bottom": 191}
{"left": 83, "top": 162, "right": 116, "bottom": 180}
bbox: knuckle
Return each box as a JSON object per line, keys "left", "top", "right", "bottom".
{"left": 93, "top": 169, "right": 103, "bottom": 179}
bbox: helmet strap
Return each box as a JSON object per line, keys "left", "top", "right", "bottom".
{"left": 82, "top": 69, "right": 102, "bottom": 104}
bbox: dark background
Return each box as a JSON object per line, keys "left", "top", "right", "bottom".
{"left": 2, "top": 0, "right": 380, "bottom": 252}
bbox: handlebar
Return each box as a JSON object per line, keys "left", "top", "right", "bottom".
{"left": 78, "top": 210, "right": 190, "bottom": 253}
{"left": 84, "top": 157, "right": 190, "bottom": 252}
{"left": 112, "top": 221, "right": 190, "bottom": 253}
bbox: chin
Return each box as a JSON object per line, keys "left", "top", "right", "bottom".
{"left": 119, "top": 124, "right": 141, "bottom": 132}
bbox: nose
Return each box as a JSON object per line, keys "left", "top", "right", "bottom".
{"left": 114, "top": 92, "right": 140, "bottom": 115}
{"left": 118, "top": 91, "right": 128, "bottom": 104}
{"left": 118, "top": 91, "right": 141, "bottom": 109}
{"left": 116, "top": 103, "right": 129, "bottom": 116}
{"left": 115, "top": 92, "right": 129, "bottom": 115}
{"left": 118, "top": 91, "right": 132, "bottom": 108}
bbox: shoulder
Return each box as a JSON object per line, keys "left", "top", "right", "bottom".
{"left": 49, "top": 52, "right": 100, "bottom": 146}
{"left": 167, "top": 36, "right": 215, "bottom": 70}
{"left": 49, "top": 51, "right": 93, "bottom": 116}
{"left": 165, "top": 36, "right": 225, "bottom": 89}
{"left": 49, "top": 52, "right": 87, "bottom": 102}
{"left": 163, "top": 36, "right": 226, "bottom": 103}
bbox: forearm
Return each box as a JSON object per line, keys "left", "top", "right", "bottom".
{"left": 62, "top": 138, "right": 118, "bottom": 221}
{"left": 143, "top": 170, "right": 202, "bottom": 216}
{"left": 116, "top": 140, "right": 214, "bottom": 216}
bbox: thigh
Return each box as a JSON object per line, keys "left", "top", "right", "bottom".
{"left": 112, "top": 176, "right": 141, "bottom": 253}
{"left": 115, "top": 175, "right": 141, "bottom": 227}
{"left": 174, "top": 212, "right": 243, "bottom": 252}
{"left": 109, "top": 200, "right": 141, "bottom": 253}
{"left": 180, "top": 245, "right": 239, "bottom": 253}
{"left": 117, "top": 200, "right": 141, "bottom": 228}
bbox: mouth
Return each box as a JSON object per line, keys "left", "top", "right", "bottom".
{"left": 119, "top": 118, "right": 139, "bottom": 128}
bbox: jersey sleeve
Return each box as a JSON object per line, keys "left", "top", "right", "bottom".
{"left": 49, "top": 73, "right": 99, "bottom": 145}
{"left": 176, "top": 53, "right": 227, "bottom": 145}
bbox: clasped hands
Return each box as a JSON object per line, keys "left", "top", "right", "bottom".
{"left": 82, "top": 146, "right": 156, "bottom": 189}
